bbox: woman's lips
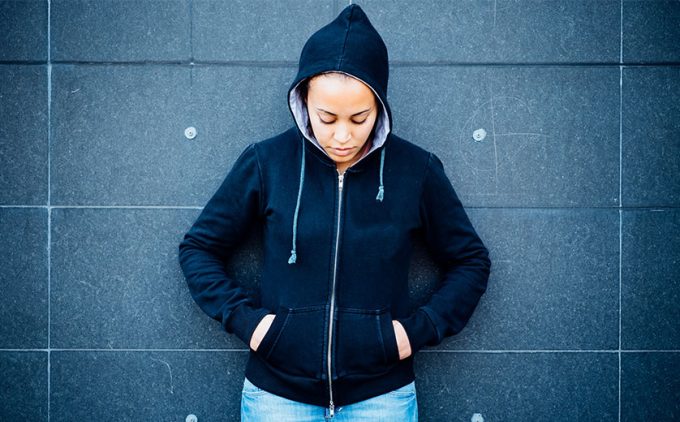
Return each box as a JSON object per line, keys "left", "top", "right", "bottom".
{"left": 333, "top": 147, "right": 354, "bottom": 156}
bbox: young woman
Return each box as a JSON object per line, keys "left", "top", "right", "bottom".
{"left": 179, "top": 4, "right": 491, "bottom": 421}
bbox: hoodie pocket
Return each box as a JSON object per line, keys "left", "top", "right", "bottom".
{"left": 334, "top": 306, "right": 400, "bottom": 378}
{"left": 255, "top": 304, "right": 326, "bottom": 380}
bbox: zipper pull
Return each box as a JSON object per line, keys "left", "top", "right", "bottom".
{"left": 338, "top": 173, "right": 344, "bottom": 191}
{"left": 329, "top": 400, "right": 335, "bottom": 418}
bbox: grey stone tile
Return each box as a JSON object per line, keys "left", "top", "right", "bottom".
{"left": 50, "top": 64, "right": 190, "bottom": 205}
{"left": 50, "top": 0, "right": 190, "bottom": 62}
{"left": 0, "top": 0, "right": 47, "bottom": 61}
{"left": 622, "top": 209, "right": 680, "bottom": 350}
{"left": 624, "top": 0, "right": 680, "bottom": 63}
{"left": 358, "top": 0, "right": 619, "bottom": 63}
{"left": 51, "top": 207, "right": 263, "bottom": 349}
{"left": 51, "top": 350, "right": 246, "bottom": 422}
{"left": 187, "top": 64, "right": 295, "bottom": 185}
{"left": 622, "top": 67, "right": 680, "bottom": 207}
{"left": 409, "top": 208, "right": 619, "bottom": 351}
{"left": 193, "top": 0, "right": 334, "bottom": 62}
{"left": 414, "top": 351, "right": 618, "bottom": 420}
{"left": 621, "top": 352, "right": 680, "bottom": 421}
{"left": 0, "top": 208, "right": 48, "bottom": 349}
{"left": 50, "top": 63, "right": 295, "bottom": 206}
{"left": 390, "top": 66, "right": 620, "bottom": 207}
{"left": 0, "top": 352, "right": 48, "bottom": 421}
{"left": 0, "top": 64, "right": 48, "bottom": 205}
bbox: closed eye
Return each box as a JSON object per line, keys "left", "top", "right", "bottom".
{"left": 320, "top": 119, "right": 368, "bottom": 125}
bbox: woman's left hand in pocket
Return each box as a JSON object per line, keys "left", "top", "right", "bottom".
{"left": 392, "top": 320, "right": 412, "bottom": 360}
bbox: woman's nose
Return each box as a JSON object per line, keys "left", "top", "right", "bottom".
{"left": 334, "top": 126, "right": 351, "bottom": 143}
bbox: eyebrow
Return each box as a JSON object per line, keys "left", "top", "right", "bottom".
{"left": 315, "top": 107, "right": 372, "bottom": 117}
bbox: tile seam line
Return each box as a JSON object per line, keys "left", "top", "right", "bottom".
{"left": 47, "top": 1, "right": 51, "bottom": 422}
{"left": 619, "top": 1, "right": 623, "bottom": 421}
{"left": 28, "top": 60, "right": 680, "bottom": 67}
{"left": 6, "top": 348, "right": 679, "bottom": 353}
{"left": 4, "top": 205, "right": 678, "bottom": 210}
{"left": 189, "top": 0, "right": 193, "bottom": 62}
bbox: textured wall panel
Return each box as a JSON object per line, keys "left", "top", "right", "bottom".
{"left": 1, "top": 0, "right": 678, "bottom": 420}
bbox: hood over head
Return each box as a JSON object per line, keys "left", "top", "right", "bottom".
{"left": 285, "top": 3, "right": 392, "bottom": 265}
{"left": 288, "top": 3, "right": 392, "bottom": 156}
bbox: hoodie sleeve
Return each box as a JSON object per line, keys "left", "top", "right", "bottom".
{"left": 396, "top": 152, "right": 492, "bottom": 355}
{"left": 178, "top": 143, "right": 271, "bottom": 349}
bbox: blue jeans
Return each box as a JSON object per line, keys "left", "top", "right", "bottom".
{"left": 241, "top": 377, "right": 418, "bottom": 421}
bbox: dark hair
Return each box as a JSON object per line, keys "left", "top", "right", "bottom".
{"left": 299, "top": 77, "right": 311, "bottom": 106}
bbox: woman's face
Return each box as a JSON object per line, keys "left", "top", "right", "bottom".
{"left": 306, "top": 73, "right": 378, "bottom": 172}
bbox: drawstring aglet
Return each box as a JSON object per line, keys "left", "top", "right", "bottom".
{"left": 288, "top": 250, "right": 297, "bottom": 264}
{"left": 375, "top": 185, "right": 384, "bottom": 201}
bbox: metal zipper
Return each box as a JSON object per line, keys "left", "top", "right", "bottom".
{"left": 327, "top": 170, "right": 345, "bottom": 418}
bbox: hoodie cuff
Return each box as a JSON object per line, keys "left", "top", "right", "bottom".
{"left": 396, "top": 307, "right": 441, "bottom": 355}
{"left": 225, "top": 302, "right": 272, "bottom": 348}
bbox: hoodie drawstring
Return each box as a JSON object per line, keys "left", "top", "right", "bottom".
{"left": 375, "top": 147, "right": 385, "bottom": 202}
{"left": 288, "top": 142, "right": 385, "bottom": 265}
{"left": 288, "top": 140, "right": 306, "bottom": 264}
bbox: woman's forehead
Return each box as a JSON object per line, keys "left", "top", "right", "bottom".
{"left": 308, "top": 75, "right": 376, "bottom": 108}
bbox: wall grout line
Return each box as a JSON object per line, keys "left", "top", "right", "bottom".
{"left": 2, "top": 348, "right": 678, "bottom": 353}
{"left": 2, "top": 204, "right": 678, "bottom": 210}
{"left": 620, "top": 0, "right": 624, "bottom": 65}
{"left": 35, "top": 60, "right": 680, "bottom": 67}
{"left": 189, "top": 0, "right": 194, "bottom": 86}
{"left": 0, "top": 205, "right": 205, "bottom": 209}
{"left": 618, "top": 1, "right": 624, "bottom": 421}
{"left": 189, "top": 0, "right": 193, "bottom": 62}
{"left": 47, "top": 1, "right": 52, "bottom": 421}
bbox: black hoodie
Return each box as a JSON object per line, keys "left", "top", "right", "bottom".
{"left": 178, "top": 3, "right": 491, "bottom": 415}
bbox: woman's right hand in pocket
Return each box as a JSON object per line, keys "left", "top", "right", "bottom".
{"left": 249, "top": 313, "right": 276, "bottom": 352}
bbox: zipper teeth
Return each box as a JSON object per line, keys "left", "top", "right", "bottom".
{"left": 327, "top": 171, "right": 344, "bottom": 417}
